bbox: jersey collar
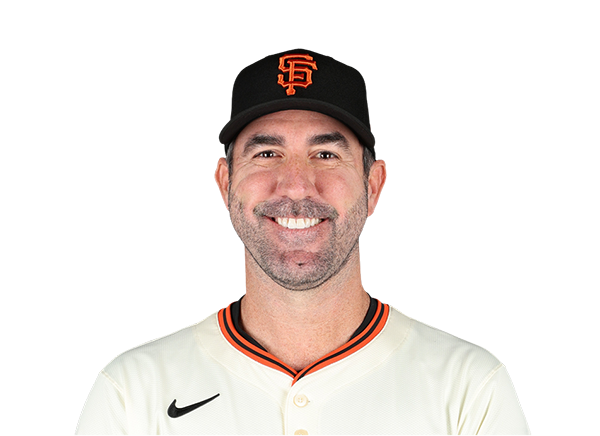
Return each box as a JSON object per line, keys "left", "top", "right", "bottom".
{"left": 217, "top": 297, "right": 390, "bottom": 385}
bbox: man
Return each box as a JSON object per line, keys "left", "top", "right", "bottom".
{"left": 77, "top": 49, "right": 529, "bottom": 434}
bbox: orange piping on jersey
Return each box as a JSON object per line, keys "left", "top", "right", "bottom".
{"left": 220, "top": 307, "right": 267, "bottom": 356}
{"left": 291, "top": 301, "right": 390, "bottom": 385}
{"left": 218, "top": 307, "right": 297, "bottom": 378}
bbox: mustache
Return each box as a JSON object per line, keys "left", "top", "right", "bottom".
{"left": 254, "top": 198, "right": 339, "bottom": 220}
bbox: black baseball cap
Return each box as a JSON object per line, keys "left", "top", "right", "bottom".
{"left": 219, "top": 49, "right": 375, "bottom": 157}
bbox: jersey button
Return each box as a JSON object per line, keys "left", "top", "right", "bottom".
{"left": 293, "top": 394, "right": 309, "bottom": 408}
{"left": 293, "top": 430, "right": 308, "bottom": 435}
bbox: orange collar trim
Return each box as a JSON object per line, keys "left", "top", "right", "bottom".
{"left": 218, "top": 299, "right": 390, "bottom": 385}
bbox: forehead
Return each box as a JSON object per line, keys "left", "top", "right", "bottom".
{"left": 235, "top": 110, "right": 360, "bottom": 146}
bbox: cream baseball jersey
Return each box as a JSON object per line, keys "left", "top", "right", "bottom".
{"left": 76, "top": 298, "right": 529, "bottom": 434}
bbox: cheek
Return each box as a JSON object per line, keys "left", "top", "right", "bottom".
{"left": 231, "top": 170, "right": 278, "bottom": 203}
{"left": 315, "top": 171, "right": 364, "bottom": 209}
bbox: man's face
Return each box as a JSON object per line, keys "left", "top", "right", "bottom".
{"left": 216, "top": 110, "right": 384, "bottom": 291}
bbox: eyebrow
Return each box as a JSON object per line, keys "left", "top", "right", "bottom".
{"left": 308, "top": 131, "right": 350, "bottom": 151}
{"left": 241, "top": 134, "right": 284, "bottom": 157}
{"left": 240, "top": 131, "right": 351, "bottom": 157}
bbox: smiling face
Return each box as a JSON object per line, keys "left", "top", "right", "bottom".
{"left": 215, "top": 110, "right": 385, "bottom": 291}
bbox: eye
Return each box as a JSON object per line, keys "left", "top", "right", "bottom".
{"left": 255, "top": 150, "right": 277, "bottom": 158}
{"left": 316, "top": 151, "right": 337, "bottom": 160}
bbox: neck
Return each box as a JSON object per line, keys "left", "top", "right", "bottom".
{"left": 240, "top": 245, "right": 370, "bottom": 371}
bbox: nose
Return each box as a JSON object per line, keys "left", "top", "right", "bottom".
{"left": 275, "top": 157, "right": 317, "bottom": 200}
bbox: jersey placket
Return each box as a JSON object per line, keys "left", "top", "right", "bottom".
{"left": 284, "top": 380, "right": 318, "bottom": 435}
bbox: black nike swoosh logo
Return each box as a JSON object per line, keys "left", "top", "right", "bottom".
{"left": 167, "top": 393, "right": 220, "bottom": 418}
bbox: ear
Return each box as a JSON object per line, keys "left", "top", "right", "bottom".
{"left": 366, "top": 160, "right": 386, "bottom": 217}
{"left": 215, "top": 157, "right": 230, "bottom": 209}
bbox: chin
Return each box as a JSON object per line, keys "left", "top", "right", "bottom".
{"left": 262, "top": 259, "right": 336, "bottom": 291}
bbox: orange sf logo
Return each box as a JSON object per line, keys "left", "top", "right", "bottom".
{"left": 277, "top": 54, "right": 318, "bottom": 96}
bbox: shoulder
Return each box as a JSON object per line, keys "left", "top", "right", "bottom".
{"left": 372, "top": 307, "right": 529, "bottom": 434}
{"left": 101, "top": 312, "right": 219, "bottom": 386}
{"left": 384, "top": 307, "right": 502, "bottom": 376}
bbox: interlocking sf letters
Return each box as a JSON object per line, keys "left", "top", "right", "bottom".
{"left": 277, "top": 54, "right": 318, "bottom": 95}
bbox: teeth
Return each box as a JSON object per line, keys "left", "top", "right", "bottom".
{"left": 275, "top": 217, "right": 322, "bottom": 229}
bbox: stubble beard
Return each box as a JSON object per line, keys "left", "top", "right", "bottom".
{"left": 228, "top": 191, "right": 369, "bottom": 291}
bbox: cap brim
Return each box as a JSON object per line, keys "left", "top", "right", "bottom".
{"left": 219, "top": 98, "right": 375, "bottom": 153}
